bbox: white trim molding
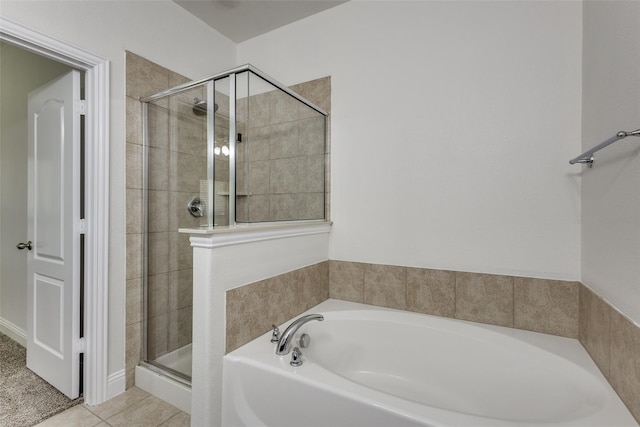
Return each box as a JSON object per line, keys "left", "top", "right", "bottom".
{"left": 0, "top": 317, "right": 27, "bottom": 347}
{"left": 0, "top": 17, "right": 111, "bottom": 405}
{"left": 106, "top": 370, "right": 126, "bottom": 400}
{"left": 188, "top": 221, "right": 332, "bottom": 249}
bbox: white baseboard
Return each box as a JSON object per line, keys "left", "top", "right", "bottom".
{"left": 107, "top": 369, "right": 126, "bottom": 400}
{"left": 0, "top": 317, "right": 26, "bottom": 347}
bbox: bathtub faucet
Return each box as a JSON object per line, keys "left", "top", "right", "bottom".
{"left": 275, "top": 314, "right": 324, "bottom": 355}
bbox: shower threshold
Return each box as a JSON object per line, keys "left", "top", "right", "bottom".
{"left": 155, "top": 343, "right": 192, "bottom": 379}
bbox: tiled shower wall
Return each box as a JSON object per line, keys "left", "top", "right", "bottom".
{"left": 235, "top": 78, "right": 329, "bottom": 222}
{"left": 227, "top": 260, "right": 640, "bottom": 422}
{"left": 126, "top": 52, "right": 331, "bottom": 387}
{"left": 126, "top": 51, "right": 197, "bottom": 387}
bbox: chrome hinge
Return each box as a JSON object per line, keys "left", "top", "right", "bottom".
{"left": 74, "top": 99, "right": 86, "bottom": 115}
{"left": 77, "top": 219, "right": 87, "bottom": 235}
{"left": 75, "top": 337, "right": 86, "bottom": 354}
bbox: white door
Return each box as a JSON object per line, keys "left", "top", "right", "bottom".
{"left": 25, "top": 70, "right": 82, "bottom": 399}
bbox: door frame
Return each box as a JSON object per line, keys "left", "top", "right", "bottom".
{"left": 0, "top": 17, "right": 110, "bottom": 405}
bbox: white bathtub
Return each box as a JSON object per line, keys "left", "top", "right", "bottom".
{"left": 222, "top": 300, "right": 637, "bottom": 427}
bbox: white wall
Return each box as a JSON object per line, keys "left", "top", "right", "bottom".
{"left": 581, "top": 1, "right": 640, "bottom": 324}
{"left": 238, "top": 1, "right": 583, "bottom": 280}
{"left": 0, "top": 43, "right": 71, "bottom": 342}
{"left": 0, "top": 0, "right": 236, "bottom": 382}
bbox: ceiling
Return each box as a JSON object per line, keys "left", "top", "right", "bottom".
{"left": 174, "top": 0, "right": 348, "bottom": 43}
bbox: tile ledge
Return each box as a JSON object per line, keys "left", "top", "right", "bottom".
{"left": 185, "top": 221, "right": 332, "bottom": 249}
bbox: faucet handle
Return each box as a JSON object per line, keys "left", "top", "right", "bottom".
{"left": 290, "top": 347, "right": 303, "bottom": 367}
{"left": 270, "top": 324, "right": 280, "bottom": 343}
{"left": 298, "top": 333, "right": 311, "bottom": 349}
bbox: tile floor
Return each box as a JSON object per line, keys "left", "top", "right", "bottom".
{"left": 35, "top": 387, "right": 190, "bottom": 427}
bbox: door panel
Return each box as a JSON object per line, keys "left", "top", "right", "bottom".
{"left": 26, "top": 70, "right": 81, "bottom": 399}
{"left": 34, "top": 99, "right": 65, "bottom": 262}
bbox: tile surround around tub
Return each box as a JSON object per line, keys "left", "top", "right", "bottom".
{"left": 328, "top": 260, "right": 580, "bottom": 338}
{"left": 580, "top": 285, "right": 640, "bottom": 423}
{"left": 229, "top": 259, "right": 638, "bottom": 422}
{"left": 228, "top": 260, "right": 581, "bottom": 352}
{"left": 226, "top": 262, "right": 329, "bottom": 353}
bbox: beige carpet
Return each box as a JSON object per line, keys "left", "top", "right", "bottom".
{"left": 0, "top": 332, "right": 82, "bottom": 427}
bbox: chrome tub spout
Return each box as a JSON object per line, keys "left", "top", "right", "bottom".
{"left": 275, "top": 314, "right": 323, "bottom": 355}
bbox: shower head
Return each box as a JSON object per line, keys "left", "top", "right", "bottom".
{"left": 193, "top": 98, "right": 218, "bottom": 116}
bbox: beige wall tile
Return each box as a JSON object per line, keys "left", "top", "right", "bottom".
{"left": 147, "top": 101, "right": 170, "bottom": 151}
{"left": 270, "top": 122, "right": 298, "bottom": 159}
{"left": 125, "top": 322, "right": 141, "bottom": 372}
{"left": 270, "top": 90, "right": 299, "bottom": 124}
{"left": 329, "top": 260, "right": 364, "bottom": 303}
{"left": 178, "top": 306, "right": 193, "bottom": 348}
{"left": 226, "top": 280, "right": 271, "bottom": 353}
{"left": 248, "top": 92, "right": 271, "bottom": 128}
{"left": 364, "top": 264, "right": 407, "bottom": 310}
{"left": 247, "top": 194, "right": 270, "bottom": 222}
{"left": 175, "top": 112, "right": 205, "bottom": 156}
{"left": 126, "top": 278, "right": 142, "bottom": 326}
{"left": 249, "top": 160, "right": 270, "bottom": 194}
{"left": 294, "top": 261, "right": 329, "bottom": 311}
{"left": 175, "top": 232, "right": 193, "bottom": 270}
{"left": 609, "top": 310, "right": 640, "bottom": 423}
{"left": 148, "top": 232, "right": 170, "bottom": 275}
{"left": 298, "top": 193, "right": 325, "bottom": 220}
{"left": 125, "top": 51, "right": 169, "bottom": 99}
{"left": 406, "top": 268, "right": 455, "bottom": 317}
{"left": 167, "top": 309, "right": 181, "bottom": 352}
{"left": 298, "top": 155, "right": 325, "bottom": 193}
{"left": 290, "top": 76, "right": 331, "bottom": 116}
{"left": 126, "top": 233, "right": 143, "bottom": 280}
{"left": 298, "top": 117, "right": 326, "bottom": 155}
{"left": 169, "top": 268, "right": 193, "bottom": 311}
{"left": 148, "top": 147, "right": 170, "bottom": 191}
{"left": 126, "top": 189, "right": 143, "bottom": 234}
{"left": 270, "top": 157, "right": 299, "bottom": 194}
{"left": 236, "top": 160, "right": 248, "bottom": 192}
{"left": 579, "top": 285, "right": 611, "bottom": 377}
{"left": 148, "top": 190, "right": 169, "bottom": 233}
{"left": 455, "top": 272, "right": 513, "bottom": 327}
{"left": 514, "top": 278, "right": 579, "bottom": 338}
{"left": 148, "top": 313, "right": 169, "bottom": 359}
{"left": 270, "top": 194, "right": 298, "bottom": 221}
{"left": 226, "top": 263, "right": 329, "bottom": 353}
{"left": 264, "top": 273, "right": 299, "bottom": 327}
{"left": 173, "top": 151, "right": 205, "bottom": 193}
{"left": 247, "top": 126, "right": 270, "bottom": 161}
{"left": 168, "top": 70, "right": 190, "bottom": 88}
{"left": 236, "top": 195, "right": 248, "bottom": 222}
{"left": 126, "top": 143, "right": 143, "bottom": 190}
{"left": 148, "top": 273, "right": 169, "bottom": 319}
{"left": 126, "top": 96, "right": 142, "bottom": 145}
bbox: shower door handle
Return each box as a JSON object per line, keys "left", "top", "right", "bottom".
{"left": 17, "top": 241, "right": 33, "bottom": 250}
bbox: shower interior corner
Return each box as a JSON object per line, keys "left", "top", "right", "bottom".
{"left": 139, "top": 64, "right": 329, "bottom": 385}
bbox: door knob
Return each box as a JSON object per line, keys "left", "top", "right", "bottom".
{"left": 16, "top": 241, "right": 32, "bottom": 250}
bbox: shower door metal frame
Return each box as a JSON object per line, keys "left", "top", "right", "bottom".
{"left": 141, "top": 63, "right": 329, "bottom": 229}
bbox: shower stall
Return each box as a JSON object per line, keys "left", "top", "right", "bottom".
{"left": 140, "top": 64, "right": 328, "bottom": 385}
